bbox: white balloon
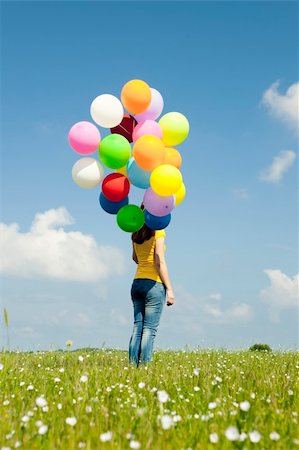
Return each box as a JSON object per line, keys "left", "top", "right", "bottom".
{"left": 135, "top": 88, "right": 164, "bottom": 122}
{"left": 72, "top": 158, "right": 104, "bottom": 188}
{"left": 90, "top": 94, "right": 124, "bottom": 128}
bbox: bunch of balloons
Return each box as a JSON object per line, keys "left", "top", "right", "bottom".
{"left": 68, "top": 79, "right": 189, "bottom": 233}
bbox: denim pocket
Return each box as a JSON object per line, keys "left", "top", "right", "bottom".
{"left": 149, "top": 282, "right": 166, "bottom": 302}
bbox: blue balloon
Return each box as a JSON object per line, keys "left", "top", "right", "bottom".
{"left": 99, "top": 193, "right": 129, "bottom": 215}
{"left": 127, "top": 157, "right": 151, "bottom": 189}
{"left": 144, "top": 210, "right": 171, "bottom": 230}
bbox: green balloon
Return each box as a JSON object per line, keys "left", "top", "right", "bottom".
{"left": 99, "top": 134, "right": 131, "bottom": 169}
{"left": 117, "top": 204, "right": 145, "bottom": 232}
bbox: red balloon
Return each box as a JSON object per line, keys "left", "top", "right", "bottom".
{"left": 102, "top": 173, "right": 130, "bottom": 202}
{"left": 110, "top": 114, "right": 137, "bottom": 143}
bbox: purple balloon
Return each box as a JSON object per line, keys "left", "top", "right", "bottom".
{"left": 143, "top": 187, "right": 175, "bottom": 217}
{"left": 135, "top": 88, "right": 164, "bottom": 122}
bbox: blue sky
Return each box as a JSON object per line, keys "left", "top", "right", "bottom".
{"left": 1, "top": 1, "right": 298, "bottom": 351}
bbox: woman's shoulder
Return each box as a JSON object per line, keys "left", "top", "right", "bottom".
{"left": 154, "top": 229, "right": 166, "bottom": 240}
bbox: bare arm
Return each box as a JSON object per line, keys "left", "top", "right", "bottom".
{"left": 132, "top": 243, "right": 138, "bottom": 264}
{"left": 154, "top": 237, "right": 175, "bottom": 306}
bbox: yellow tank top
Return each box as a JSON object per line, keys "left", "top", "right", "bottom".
{"left": 134, "top": 230, "right": 166, "bottom": 282}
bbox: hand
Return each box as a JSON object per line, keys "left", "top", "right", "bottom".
{"left": 166, "top": 289, "right": 175, "bottom": 306}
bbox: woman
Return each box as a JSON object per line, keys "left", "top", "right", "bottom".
{"left": 129, "top": 215, "right": 175, "bottom": 367}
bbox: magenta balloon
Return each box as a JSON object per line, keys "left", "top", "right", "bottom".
{"left": 68, "top": 121, "right": 101, "bottom": 155}
{"left": 135, "top": 88, "right": 164, "bottom": 122}
{"left": 132, "top": 120, "right": 162, "bottom": 142}
{"left": 143, "top": 187, "right": 175, "bottom": 217}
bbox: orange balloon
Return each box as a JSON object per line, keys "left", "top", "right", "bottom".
{"left": 133, "top": 135, "right": 165, "bottom": 171}
{"left": 164, "top": 147, "right": 182, "bottom": 169}
{"left": 121, "top": 79, "right": 151, "bottom": 115}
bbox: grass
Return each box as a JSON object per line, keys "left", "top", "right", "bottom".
{"left": 0, "top": 349, "right": 298, "bottom": 449}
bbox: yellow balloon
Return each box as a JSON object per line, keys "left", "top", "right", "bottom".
{"left": 116, "top": 165, "right": 127, "bottom": 176}
{"left": 174, "top": 183, "right": 186, "bottom": 206}
{"left": 150, "top": 164, "right": 183, "bottom": 197}
{"left": 159, "top": 112, "right": 189, "bottom": 146}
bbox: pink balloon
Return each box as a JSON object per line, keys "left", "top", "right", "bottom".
{"left": 135, "top": 88, "right": 164, "bottom": 122}
{"left": 132, "top": 120, "right": 162, "bottom": 142}
{"left": 68, "top": 121, "right": 101, "bottom": 155}
{"left": 143, "top": 187, "right": 175, "bottom": 217}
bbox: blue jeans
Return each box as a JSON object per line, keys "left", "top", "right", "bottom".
{"left": 129, "top": 278, "right": 166, "bottom": 367}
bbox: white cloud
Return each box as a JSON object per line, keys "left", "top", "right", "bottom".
{"left": 209, "top": 293, "right": 222, "bottom": 301}
{"left": 204, "top": 303, "right": 253, "bottom": 323}
{"left": 0, "top": 207, "right": 125, "bottom": 282}
{"left": 260, "top": 270, "right": 298, "bottom": 320}
{"left": 259, "top": 149, "right": 296, "bottom": 183}
{"left": 167, "top": 285, "right": 253, "bottom": 327}
{"left": 261, "top": 81, "right": 299, "bottom": 131}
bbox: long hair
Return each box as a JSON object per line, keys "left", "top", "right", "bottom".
{"left": 131, "top": 204, "right": 155, "bottom": 244}
{"left": 132, "top": 224, "right": 155, "bottom": 244}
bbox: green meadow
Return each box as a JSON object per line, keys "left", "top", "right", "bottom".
{"left": 0, "top": 349, "right": 298, "bottom": 449}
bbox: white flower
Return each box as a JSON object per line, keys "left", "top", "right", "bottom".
{"left": 15, "top": 440, "right": 22, "bottom": 448}
{"left": 0, "top": 363, "right": 4, "bottom": 370}
{"left": 36, "top": 397, "right": 47, "bottom": 408}
{"left": 173, "top": 415, "right": 182, "bottom": 422}
{"left": 78, "top": 443, "right": 86, "bottom": 448}
{"left": 270, "top": 432, "right": 280, "bottom": 441}
{"left": 3, "top": 400, "right": 10, "bottom": 406}
{"left": 225, "top": 426, "right": 240, "bottom": 441}
{"left": 20, "top": 382, "right": 25, "bottom": 387}
{"left": 136, "top": 407, "right": 146, "bottom": 416}
{"left": 100, "top": 431, "right": 113, "bottom": 442}
{"left": 65, "top": 339, "right": 73, "bottom": 347}
{"left": 194, "top": 386, "right": 200, "bottom": 391}
{"left": 240, "top": 401, "right": 250, "bottom": 411}
{"left": 59, "top": 368, "right": 65, "bottom": 373}
{"left": 209, "top": 433, "right": 218, "bottom": 443}
{"left": 21, "top": 415, "right": 30, "bottom": 423}
{"left": 78, "top": 355, "right": 84, "bottom": 362}
{"left": 6, "top": 432, "right": 14, "bottom": 439}
{"left": 288, "top": 389, "right": 294, "bottom": 395}
{"left": 239, "top": 432, "right": 247, "bottom": 441}
{"left": 54, "top": 378, "right": 61, "bottom": 383}
{"left": 138, "top": 382, "right": 145, "bottom": 389}
{"left": 36, "top": 420, "right": 43, "bottom": 427}
{"left": 161, "top": 414, "right": 173, "bottom": 430}
{"left": 249, "top": 431, "right": 261, "bottom": 443}
{"left": 126, "top": 433, "right": 134, "bottom": 439}
{"left": 193, "top": 368, "right": 200, "bottom": 375}
{"left": 157, "top": 390, "right": 169, "bottom": 403}
{"left": 129, "top": 441, "right": 141, "bottom": 449}
{"left": 27, "top": 384, "right": 34, "bottom": 391}
{"left": 38, "top": 425, "right": 48, "bottom": 435}
{"left": 65, "top": 417, "right": 77, "bottom": 427}
{"left": 85, "top": 406, "right": 92, "bottom": 413}
{"left": 80, "top": 375, "right": 88, "bottom": 383}
{"left": 208, "top": 402, "right": 217, "bottom": 410}
{"left": 57, "top": 403, "right": 62, "bottom": 410}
